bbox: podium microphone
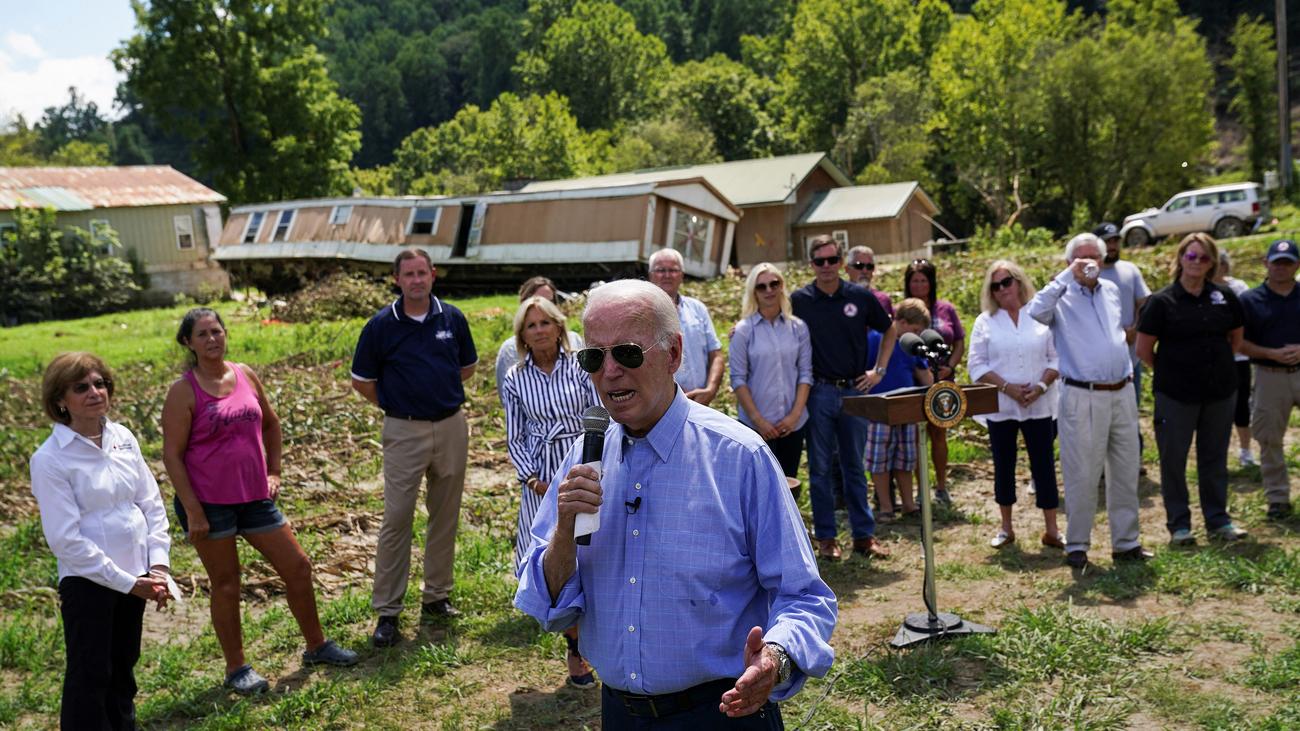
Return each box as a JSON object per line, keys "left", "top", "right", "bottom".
{"left": 575, "top": 405, "right": 610, "bottom": 546}
{"left": 920, "top": 329, "right": 950, "bottom": 356}
{"left": 899, "top": 332, "right": 925, "bottom": 357}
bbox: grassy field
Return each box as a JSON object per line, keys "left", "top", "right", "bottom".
{"left": 1, "top": 232, "right": 1298, "bottom": 729}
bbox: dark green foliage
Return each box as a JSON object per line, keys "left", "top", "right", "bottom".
{"left": 1226, "top": 14, "right": 1278, "bottom": 183}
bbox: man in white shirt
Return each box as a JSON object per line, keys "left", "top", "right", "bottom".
{"left": 1027, "top": 233, "right": 1151, "bottom": 569}
{"left": 648, "top": 247, "right": 724, "bottom": 405}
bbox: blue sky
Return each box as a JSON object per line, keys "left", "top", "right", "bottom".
{"left": 0, "top": 2, "right": 136, "bottom": 123}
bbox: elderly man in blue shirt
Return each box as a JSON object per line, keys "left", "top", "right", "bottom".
{"left": 649, "top": 247, "right": 725, "bottom": 405}
{"left": 1027, "top": 233, "right": 1151, "bottom": 570}
{"left": 515, "top": 279, "right": 837, "bottom": 728}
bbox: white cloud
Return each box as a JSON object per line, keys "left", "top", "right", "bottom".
{"left": 0, "top": 53, "right": 122, "bottom": 123}
{"left": 3, "top": 32, "right": 46, "bottom": 60}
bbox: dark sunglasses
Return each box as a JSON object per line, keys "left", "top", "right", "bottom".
{"left": 849, "top": 261, "right": 876, "bottom": 271}
{"left": 754, "top": 279, "right": 783, "bottom": 292}
{"left": 71, "top": 378, "right": 111, "bottom": 394}
{"left": 912, "top": 258, "right": 930, "bottom": 265}
{"left": 990, "top": 275, "right": 1016, "bottom": 292}
{"left": 811, "top": 255, "right": 841, "bottom": 267}
{"left": 576, "top": 343, "right": 659, "bottom": 373}
{"left": 1182, "top": 251, "right": 1212, "bottom": 264}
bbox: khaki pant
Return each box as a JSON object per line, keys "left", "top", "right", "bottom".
{"left": 1252, "top": 367, "right": 1300, "bottom": 506}
{"left": 372, "top": 412, "right": 468, "bottom": 616}
{"left": 1058, "top": 383, "right": 1142, "bottom": 553}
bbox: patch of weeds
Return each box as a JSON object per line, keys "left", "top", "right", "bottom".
{"left": 1083, "top": 560, "right": 1156, "bottom": 601}
{"left": 1152, "top": 545, "right": 1300, "bottom": 599}
{"left": 988, "top": 681, "right": 1134, "bottom": 730}
{"left": 836, "top": 644, "right": 963, "bottom": 702}
{"left": 0, "top": 604, "right": 62, "bottom": 674}
{"left": 319, "top": 589, "right": 371, "bottom": 630}
{"left": 411, "top": 640, "right": 474, "bottom": 678}
{"left": 990, "top": 603, "right": 1171, "bottom": 682}
{"left": 1239, "top": 638, "right": 1300, "bottom": 692}
{"left": 935, "top": 561, "right": 1001, "bottom": 582}
{"left": 1139, "top": 671, "right": 1251, "bottom": 729}
{"left": 0, "top": 518, "right": 57, "bottom": 592}
{"left": 262, "top": 678, "right": 349, "bottom": 727}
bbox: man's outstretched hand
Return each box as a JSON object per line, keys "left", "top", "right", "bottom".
{"left": 719, "top": 626, "right": 779, "bottom": 717}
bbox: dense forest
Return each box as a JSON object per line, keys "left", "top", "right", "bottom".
{"left": 1, "top": 0, "right": 1295, "bottom": 237}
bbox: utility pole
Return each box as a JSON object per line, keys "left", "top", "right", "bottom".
{"left": 1278, "top": 0, "right": 1292, "bottom": 191}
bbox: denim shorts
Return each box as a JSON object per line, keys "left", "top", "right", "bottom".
{"left": 173, "top": 497, "right": 286, "bottom": 540}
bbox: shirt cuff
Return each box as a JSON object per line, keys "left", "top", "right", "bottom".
{"left": 109, "top": 566, "right": 139, "bottom": 595}
{"left": 513, "top": 548, "right": 585, "bottom": 632}
{"left": 148, "top": 547, "right": 170, "bottom": 569}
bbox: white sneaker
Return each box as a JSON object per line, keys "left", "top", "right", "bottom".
{"left": 1239, "top": 449, "right": 1257, "bottom": 467}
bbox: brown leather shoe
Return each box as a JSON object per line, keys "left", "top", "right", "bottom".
{"left": 816, "top": 538, "right": 842, "bottom": 561}
{"left": 853, "top": 536, "right": 890, "bottom": 558}
{"left": 1040, "top": 532, "right": 1065, "bottom": 550}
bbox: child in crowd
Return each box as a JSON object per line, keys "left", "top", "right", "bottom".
{"left": 866, "top": 298, "right": 935, "bottom": 518}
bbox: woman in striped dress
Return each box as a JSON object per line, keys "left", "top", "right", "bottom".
{"left": 501, "top": 295, "right": 600, "bottom": 688}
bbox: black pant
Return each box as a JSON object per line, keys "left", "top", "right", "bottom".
{"left": 987, "top": 418, "right": 1059, "bottom": 509}
{"left": 765, "top": 427, "right": 805, "bottom": 478}
{"left": 1154, "top": 391, "right": 1235, "bottom": 533}
{"left": 601, "top": 684, "right": 783, "bottom": 730}
{"left": 1233, "top": 361, "right": 1252, "bottom": 428}
{"left": 58, "top": 576, "right": 145, "bottom": 731}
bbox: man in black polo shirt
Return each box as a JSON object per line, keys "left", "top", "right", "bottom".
{"left": 1239, "top": 239, "right": 1300, "bottom": 520}
{"left": 792, "top": 235, "right": 897, "bottom": 561}
{"left": 351, "top": 248, "right": 478, "bottom": 646}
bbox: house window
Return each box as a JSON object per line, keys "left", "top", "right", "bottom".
{"left": 243, "top": 211, "right": 265, "bottom": 243}
{"left": 408, "top": 207, "right": 441, "bottom": 235}
{"left": 174, "top": 215, "right": 195, "bottom": 250}
{"left": 832, "top": 230, "right": 849, "bottom": 247}
{"left": 89, "top": 219, "right": 115, "bottom": 255}
{"left": 330, "top": 205, "right": 352, "bottom": 225}
{"left": 0, "top": 221, "right": 14, "bottom": 250}
{"left": 670, "top": 207, "right": 710, "bottom": 262}
{"left": 272, "top": 209, "right": 295, "bottom": 241}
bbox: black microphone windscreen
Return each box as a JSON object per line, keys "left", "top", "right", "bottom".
{"left": 582, "top": 405, "right": 610, "bottom": 433}
{"left": 899, "top": 332, "right": 924, "bottom": 356}
{"left": 920, "top": 329, "right": 946, "bottom": 350}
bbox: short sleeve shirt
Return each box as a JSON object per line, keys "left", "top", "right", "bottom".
{"left": 674, "top": 295, "right": 722, "bottom": 392}
{"left": 929, "top": 300, "right": 966, "bottom": 346}
{"left": 866, "top": 329, "right": 926, "bottom": 392}
{"left": 351, "top": 296, "right": 478, "bottom": 417}
{"left": 1098, "top": 260, "right": 1151, "bottom": 330}
{"left": 792, "top": 280, "right": 893, "bottom": 380}
{"left": 1137, "top": 281, "right": 1243, "bottom": 402}
{"left": 1239, "top": 282, "right": 1300, "bottom": 366}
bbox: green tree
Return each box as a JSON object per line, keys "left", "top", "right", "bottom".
{"left": 605, "top": 116, "right": 721, "bottom": 172}
{"left": 0, "top": 118, "right": 45, "bottom": 166}
{"left": 833, "top": 70, "right": 935, "bottom": 188}
{"left": 34, "top": 88, "right": 114, "bottom": 160}
{"left": 113, "top": 0, "right": 361, "bottom": 203}
{"left": 662, "top": 54, "right": 779, "bottom": 160}
{"left": 1226, "top": 14, "right": 1277, "bottom": 183}
{"left": 392, "top": 92, "right": 600, "bottom": 195}
{"left": 516, "top": 0, "right": 669, "bottom": 129}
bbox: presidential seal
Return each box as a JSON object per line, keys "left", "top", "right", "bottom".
{"left": 923, "top": 380, "right": 967, "bottom": 429}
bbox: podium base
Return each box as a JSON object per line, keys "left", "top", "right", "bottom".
{"left": 889, "top": 612, "right": 995, "bottom": 649}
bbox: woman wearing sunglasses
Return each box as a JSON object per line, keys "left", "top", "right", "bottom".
{"left": 30, "top": 352, "right": 172, "bottom": 729}
{"left": 161, "top": 308, "right": 357, "bottom": 696}
{"left": 967, "top": 262, "right": 1064, "bottom": 550}
{"left": 501, "top": 295, "right": 600, "bottom": 688}
{"left": 729, "top": 263, "right": 812, "bottom": 486}
{"left": 1137, "top": 233, "right": 1249, "bottom": 545}
{"left": 903, "top": 258, "right": 966, "bottom": 504}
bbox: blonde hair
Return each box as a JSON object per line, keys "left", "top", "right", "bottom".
{"left": 512, "top": 296, "right": 571, "bottom": 358}
{"left": 740, "top": 263, "right": 792, "bottom": 319}
{"left": 979, "top": 259, "right": 1036, "bottom": 313}
{"left": 42, "top": 352, "right": 115, "bottom": 425}
{"left": 1172, "top": 232, "right": 1219, "bottom": 282}
{"left": 894, "top": 298, "right": 931, "bottom": 327}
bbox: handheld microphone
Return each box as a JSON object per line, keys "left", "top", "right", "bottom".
{"left": 575, "top": 405, "right": 610, "bottom": 546}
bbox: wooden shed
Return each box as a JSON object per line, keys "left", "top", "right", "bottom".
{"left": 213, "top": 177, "right": 739, "bottom": 288}
{"left": 521, "top": 152, "right": 852, "bottom": 268}
{"left": 0, "top": 166, "right": 228, "bottom": 297}
{"left": 792, "top": 182, "right": 939, "bottom": 260}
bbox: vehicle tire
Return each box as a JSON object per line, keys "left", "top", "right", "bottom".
{"left": 1213, "top": 217, "right": 1244, "bottom": 239}
{"left": 1125, "top": 228, "right": 1151, "bottom": 248}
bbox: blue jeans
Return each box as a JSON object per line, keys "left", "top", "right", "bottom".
{"left": 807, "top": 383, "right": 876, "bottom": 540}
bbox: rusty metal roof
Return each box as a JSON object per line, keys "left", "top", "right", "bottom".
{"left": 0, "top": 166, "right": 225, "bottom": 211}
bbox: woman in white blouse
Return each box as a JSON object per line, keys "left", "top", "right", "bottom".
{"left": 29, "top": 352, "right": 171, "bottom": 729}
{"left": 967, "top": 261, "right": 1065, "bottom": 550}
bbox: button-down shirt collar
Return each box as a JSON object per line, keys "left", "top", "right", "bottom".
{"left": 615, "top": 386, "right": 689, "bottom": 464}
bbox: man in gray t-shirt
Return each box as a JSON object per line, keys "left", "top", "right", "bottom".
{"left": 1094, "top": 222, "right": 1151, "bottom": 405}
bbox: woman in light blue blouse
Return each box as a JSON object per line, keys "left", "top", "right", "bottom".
{"left": 730, "top": 263, "right": 813, "bottom": 484}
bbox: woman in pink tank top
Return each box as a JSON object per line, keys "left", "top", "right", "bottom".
{"left": 161, "top": 308, "right": 357, "bottom": 695}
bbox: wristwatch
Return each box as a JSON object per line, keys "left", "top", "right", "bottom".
{"left": 765, "top": 642, "right": 792, "bottom": 684}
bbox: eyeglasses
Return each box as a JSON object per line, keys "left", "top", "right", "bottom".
{"left": 811, "top": 255, "right": 841, "bottom": 267}
{"left": 1182, "top": 251, "right": 1212, "bottom": 264}
{"left": 849, "top": 261, "right": 875, "bottom": 271}
{"left": 71, "top": 378, "right": 111, "bottom": 395}
{"left": 990, "top": 275, "right": 1016, "bottom": 292}
{"left": 754, "top": 280, "right": 783, "bottom": 292}
{"left": 651, "top": 267, "right": 682, "bottom": 275}
{"left": 912, "top": 258, "right": 930, "bottom": 266}
{"left": 576, "top": 342, "right": 662, "bottom": 373}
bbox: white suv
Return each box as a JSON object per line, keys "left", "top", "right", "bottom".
{"left": 1120, "top": 182, "right": 1269, "bottom": 247}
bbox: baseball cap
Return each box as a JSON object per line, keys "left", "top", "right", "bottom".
{"left": 1093, "top": 222, "right": 1120, "bottom": 241}
{"left": 1267, "top": 239, "right": 1299, "bottom": 262}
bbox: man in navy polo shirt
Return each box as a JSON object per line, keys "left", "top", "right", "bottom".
{"left": 351, "top": 248, "right": 478, "bottom": 647}
{"left": 792, "top": 235, "right": 897, "bottom": 561}
{"left": 1239, "top": 238, "right": 1300, "bottom": 520}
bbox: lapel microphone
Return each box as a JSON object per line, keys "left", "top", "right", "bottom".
{"left": 625, "top": 496, "right": 642, "bottom": 514}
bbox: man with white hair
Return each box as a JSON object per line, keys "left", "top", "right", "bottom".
{"left": 1027, "top": 233, "right": 1150, "bottom": 569}
{"left": 514, "top": 279, "right": 837, "bottom": 728}
{"left": 648, "top": 248, "right": 725, "bottom": 405}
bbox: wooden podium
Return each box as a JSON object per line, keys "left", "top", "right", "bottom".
{"left": 843, "top": 382, "right": 999, "bottom": 648}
